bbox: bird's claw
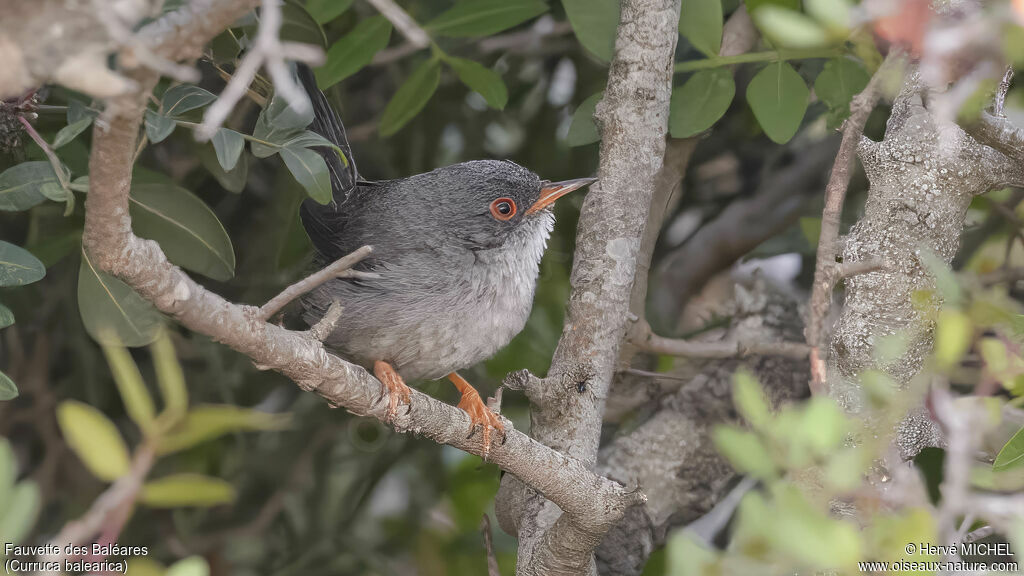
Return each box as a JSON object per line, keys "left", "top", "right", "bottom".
{"left": 457, "top": 390, "right": 505, "bottom": 461}
{"left": 373, "top": 360, "right": 412, "bottom": 423}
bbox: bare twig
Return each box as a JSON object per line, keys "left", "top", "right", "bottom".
{"left": 196, "top": 0, "right": 324, "bottom": 140}
{"left": 806, "top": 52, "right": 904, "bottom": 395}
{"left": 309, "top": 301, "right": 343, "bottom": 341}
{"left": 637, "top": 323, "right": 810, "bottom": 360}
{"left": 834, "top": 258, "right": 888, "bottom": 280}
{"left": 480, "top": 514, "right": 502, "bottom": 576}
{"left": 258, "top": 245, "right": 373, "bottom": 321}
{"left": 995, "top": 66, "right": 1013, "bottom": 117}
{"left": 365, "top": 0, "right": 430, "bottom": 49}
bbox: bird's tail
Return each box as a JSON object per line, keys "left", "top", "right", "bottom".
{"left": 295, "top": 63, "right": 357, "bottom": 208}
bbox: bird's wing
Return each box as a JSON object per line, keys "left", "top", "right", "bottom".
{"left": 295, "top": 63, "right": 361, "bottom": 260}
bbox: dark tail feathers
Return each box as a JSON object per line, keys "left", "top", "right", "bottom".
{"left": 296, "top": 63, "right": 357, "bottom": 208}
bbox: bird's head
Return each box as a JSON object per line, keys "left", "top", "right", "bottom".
{"left": 399, "top": 160, "right": 595, "bottom": 252}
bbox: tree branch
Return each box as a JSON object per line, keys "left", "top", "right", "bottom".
{"left": 258, "top": 245, "right": 373, "bottom": 321}
{"left": 806, "top": 52, "right": 904, "bottom": 395}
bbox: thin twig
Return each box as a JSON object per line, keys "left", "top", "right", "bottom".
{"left": 995, "top": 66, "right": 1013, "bottom": 117}
{"left": 806, "top": 52, "right": 904, "bottom": 395}
{"left": 480, "top": 514, "right": 502, "bottom": 576}
{"left": 834, "top": 258, "right": 888, "bottom": 280}
{"left": 259, "top": 245, "right": 373, "bottom": 321}
{"left": 197, "top": 0, "right": 323, "bottom": 140}
{"left": 17, "top": 116, "right": 69, "bottom": 190}
{"left": 309, "top": 301, "right": 343, "bottom": 341}
{"left": 641, "top": 331, "right": 811, "bottom": 360}
{"left": 365, "top": 0, "right": 431, "bottom": 49}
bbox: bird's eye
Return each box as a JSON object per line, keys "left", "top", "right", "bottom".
{"left": 489, "top": 198, "right": 517, "bottom": 221}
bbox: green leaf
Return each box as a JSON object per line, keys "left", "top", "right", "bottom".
{"left": 161, "top": 85, "right": 217, "bottom": 117}
{"left": 280, "top": 0, "right": 327, "bottom": 47}
{"left": 753, "top": 6, "right": 829, "bottom": 49}
{"left": 56, "top": 400, "right": 132, "bottom": 482}
{"left": 0, "top": 481, "right": 40, "bottom": 545}
{"left": 994, "top": 427, "right": 1024, "bottom": 471}
{"left": 0, "top": 439, "right": 13, "bottom": 515}
{"left": 281, "top": 146, "right": 332, "bottom": 204}
{"left": 166, "top": 557, "right": 209, "bottom": 576}
{"left": 316, "top": 16, "right": 393, "bottom": 89}
{"left": 566, "top": 91, "right": 603, "bottom": 146}
{"left": 144, "top": 110, "right": 177, "bottom": 144}
{"left": 251, "top": 94, "right": 316, "bottom": 158}
{"left": 379, "top": 59, "right": 441, "bottom": 137}
{"left": 150, "top": 333, "right": 188, "bottom": 422}
{"left": 667, "top": 532, "right": 720, "bottom": 576}
{"left": 211, "top": 129, "right": 244, "bottom": 171}
{"left": 805, "top": 0, "right": 852, "bottom": 31}
{"left": 102, "top": 342, "right": 157, "bottom": 434}
{"left": 140, "top": 474, "right": 236, "bottom": 508}
{"left": 746, "top": 0, "right": 801, "bottom": 13}
{"left": 0, "top": 303, "right": 12, "bottom": 329}
{"left": 0, "top": 372, "right": 15, "bottom": 402}
{"left": 0, "top": 240, "right": 45, "bottom": 287}
{"left": 679, "top": 0, "right": 723, "bottom": 57}
{"left": 446, "top": 57, "right": 508, "bottom": 110}
{"left": 306, "top": 0, "right": 353, "bottom": 24}
{"left": 426, "top": 0, "right": 548, "bottom": 38}
{"left": 934, "top": 309, "right": 972, "bottom": 370}
{"left": 562, "top": 0, "right": 619, "bottom": 62}
{"left": 78, "top": 249, "right": 163, "bottom": 347}
{"left": 733, "top": 371, "right": 770, "bottom": 430}
{"left": 67, "top": 99, "right": 98, "bottom": 125}
{"left": 198, "top": 144, "right": 248, "bottom": 194}
{"left": 669, "top": 68, "right": 735, "bottom": 137}
{"left": 130, "top": 182, "right": 236, "bottom": 281}
{"left": 746, "top": 61, "right": 809, "bottom": 144}
{"left": 713, "top": 426, "right": 777, "bottom": 479}
{"left": 0, "top": 161, "right": 61, "bottom": 212}
{"left": 157, "top": 404, "right": 291, "bottom": 455}
{"left": 52, "top": 117, "right": 93, "bottom": 149}
{"left": 814, "top": 58, "right": 870, "bottom": 127}
{"left": 800, "top": 216, "right": 822, "bottom": 247}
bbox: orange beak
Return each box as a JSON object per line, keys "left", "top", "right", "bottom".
{"left": 525, "top": 177, "right": 597, "bottom": 215}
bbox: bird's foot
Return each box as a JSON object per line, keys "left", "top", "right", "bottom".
{"left": 450, "top": 373, "right": 505, "bottom": 460}
{"left": 373, "top": 360, "right": 412, "bottom": 422}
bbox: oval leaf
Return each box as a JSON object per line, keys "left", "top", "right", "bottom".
{"left": 52, "top": 117, "right": 93, "bottom": 149}
{"left": 56, "top": 400, "right": 131, "bottom": 482}
{"left": 198, "top": 144, "right": 248, "bottom": 194}
{"left": 130, "top": 183, "right": 236, "bottom": 281}
{"left": 0, "top": 439, "right": 14, "bottom": 515}
{"left": 426, "top": 0, "right": 548, "bottom": 37}
{"left": 814, "top": 57, "right": 870, "bottom": 127}
{"left": 0, "top": 240, "right": 45, "bottom": 287}
{"left": 0, "top": 302, "right": 13, "bottom": 329}
{"left": 280, "top": 1, "right": 327, "bottom": 47}
{"left": 157, "top": 405, "right": 291, "bottom": 455}
{"left": 161, "top": 85, "right": 217, "bottom": 117}
{"left": 746, "top": 61, "right": 809, "bottom": 144}
{"left": 317, "top": 16, "right": 393, "bottom": 89}
{"left": 563, "top": 0, "right": 620, "bottom": 62}
{"left": 144, "top": 110, "right": 177, "bottom": 144}
{"left": 211, "top": 129, "right": 245, "bottom": 172}
{"left": 251, "top": 94, "right": 316, "bottom": 158}
{"left": 669, "top": 68, "right": 735, "bottom": 137}
{"left": 567, "top": 91, "right": 604, "bottom": 146}
{"left": 150, "top": 333, "right": 189, "bottom": 422}
{"left": 0, "top": 162, "right": 60, "bottom": 212}
{"left": 102, "top": 343, "right": 157, "bottom": 434}
{"left": 307, "top": 0, "right": 354, "bottom": 24}
{"left": 753, "top": 6, "right": 829, "bottom": 49}
{"left": 140, "top": 474, "right": 236, "bottom": 508}
{"left": 380, "top": 59, "right": 441, "bottom": 137}
{"left": 0, "top": 481, "right": 40, "bottom": 544}
{"left": 447, "top": 57, "right": 508, "bottom": 110}
{"left": 0, "top": 371, "right": 17, "bottom": 401}
{"left": 995, "top": 426, "right": 1024, "bottom": 471}
{"left": 680, "top": 0, "right": 723, "bottom": 57}
{"left": 78, "top": 250, "right": 163, "bottom": 347}
{"left": 281, "top": 146, "right": 332, "bottom": 204}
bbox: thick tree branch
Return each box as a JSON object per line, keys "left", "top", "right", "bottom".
{"left": 806, "top": 52, "right": 904, "bottom": 395}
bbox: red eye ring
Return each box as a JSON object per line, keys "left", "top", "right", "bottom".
{"left": 489, "top": 197, "right": 517, "bottom": 221}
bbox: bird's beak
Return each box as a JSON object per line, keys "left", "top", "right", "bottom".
{"left": 525, "top": 177, "right": 598, "bottom": 215}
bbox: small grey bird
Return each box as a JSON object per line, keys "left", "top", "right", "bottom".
{"left": 296, "top": 66, "right": 595, "bottom": 451}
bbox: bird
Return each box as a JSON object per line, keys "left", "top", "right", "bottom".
{"left": 295, "top": 65, "right": 595, "bottom": 454}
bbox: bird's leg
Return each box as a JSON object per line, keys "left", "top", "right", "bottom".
{"left": 373, "top": 360, "right": 412, "bottom": 421}
{"left": 448, "top": 372, "right": 505, "bottom": 459}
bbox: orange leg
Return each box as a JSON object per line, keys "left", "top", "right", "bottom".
{"left": 448, "top": 372, "right": 505, "bottom": 459}
{"left": 373, "top": 360, "right": 412, "bottom": 421}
